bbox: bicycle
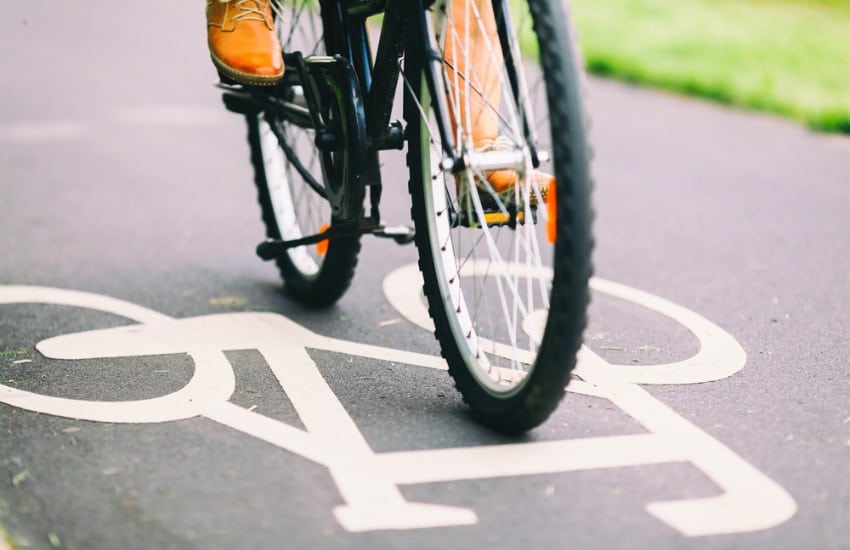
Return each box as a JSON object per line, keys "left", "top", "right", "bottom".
{"left": 217, "top": 0, "right": 594, "bottom": 433}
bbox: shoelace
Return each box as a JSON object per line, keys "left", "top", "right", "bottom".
{"left": 219, "top": 0, "right": 282, "bottom": 23}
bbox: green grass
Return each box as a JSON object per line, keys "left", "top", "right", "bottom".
{"left": 567, "top": 0, "right": 850, "bottom": 133}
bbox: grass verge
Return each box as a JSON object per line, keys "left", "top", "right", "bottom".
{"left": 567, "top": 0, "right": 850, "bottom": 133}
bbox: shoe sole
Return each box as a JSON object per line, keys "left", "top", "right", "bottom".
{"left": 210, "top": 52, "right": 283, "bottom": 87}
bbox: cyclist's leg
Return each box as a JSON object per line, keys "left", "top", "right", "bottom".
{"left": 406, "top": 0, "right": 593, "bottom": 432}
{"left": 443, "top": 0, "right": 553, "bottom": 200}
{"left": 444, "top": 0, "right": 501, "bottom": 149}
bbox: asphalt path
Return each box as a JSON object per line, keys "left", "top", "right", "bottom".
{"left": 2, "top": 2, "right": 849, "bottom": 549}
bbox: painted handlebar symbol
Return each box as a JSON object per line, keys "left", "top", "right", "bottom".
{"left": 0, "top": 267, "right": 797, "bottom": 536}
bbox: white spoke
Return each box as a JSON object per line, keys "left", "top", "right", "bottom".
{"left": 406, "top": 0, "right": 560, "bottom": 388}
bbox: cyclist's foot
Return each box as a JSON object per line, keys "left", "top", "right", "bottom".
{"left": 457, "top": 136, "right": 553, "bottom": 210}
{"left": 207, "top": 0, "right": 284, "bottom": 86}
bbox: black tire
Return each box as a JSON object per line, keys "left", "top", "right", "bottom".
{"left": 246, "top": 2, "right": 362, "bottom": 307}
{"left": 246, "top": 114, "right": 361, "bottom": 306}
{"left": 404, "top": 0, "right": 594, "bottom": 432}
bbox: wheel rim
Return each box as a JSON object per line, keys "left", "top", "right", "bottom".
{"left": 260, "top": 1, "right": 333, "bottom": 279}
{"left": 258, "top": 116, "right": 327, "bottom": 277}
{"left": 409, "top": 0, "right": 557, "bottom": 395}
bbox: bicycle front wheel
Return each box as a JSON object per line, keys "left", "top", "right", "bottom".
{"left": 404, "top": 0, "right": 594, "bottom": 432}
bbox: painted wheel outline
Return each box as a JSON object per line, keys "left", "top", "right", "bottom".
{"left": 0, "top": 278, "right": 796, "bottom": 536}
{"left": 383, "top": 263, "right": 747, "bottom": 385}
{"left": 0, "top": 286, "right": 234, "bottom": 423}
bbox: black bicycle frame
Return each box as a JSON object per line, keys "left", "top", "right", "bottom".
{"left": 322, "top": 0, "right": 460, "bottom": 162}
{"left": 254, "top": 0, "right": 542, "bottom": 259}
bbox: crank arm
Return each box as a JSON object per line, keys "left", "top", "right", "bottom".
{"left": 256, "top": 223, "right": 358, "bottom": 260}
{"left": 257, "top": 223, "right": 415, "bottom": 260}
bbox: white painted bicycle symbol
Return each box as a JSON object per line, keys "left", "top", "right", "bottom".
{"left": 0, "top": 264, "right": 796, "bottom": 536}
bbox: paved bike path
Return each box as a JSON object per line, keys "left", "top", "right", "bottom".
{"left": 2, "top": 2, "right": 850, "bottom": 549}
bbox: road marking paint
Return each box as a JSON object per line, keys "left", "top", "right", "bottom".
{"left": 384, "top": 263, "right": 747, "bottom": 385}
{"left": 316, "top": 334, "right": 448, "bottom": 371}
{"left": 203, "top": 401, "right": 324, "bottom": 465}
{"left": 0, "top": 274, "right": 796, "bottom": 536}
{"left": 382, "top": 264, "right": 795, "bottom": 535}
{"left": 577, "top": 348, "right": 797, "bottom": 536}
{"left": 586, "top": 278, "right": 747, "bottom": 384}
{"left": 375, "top": 433, "right": 686, "bottom": 484}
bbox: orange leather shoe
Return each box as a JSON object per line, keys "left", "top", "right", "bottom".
{"left": 206, "top": 0, "right": 284, "bottom": 86}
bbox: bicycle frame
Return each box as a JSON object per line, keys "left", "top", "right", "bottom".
{"left": 233, "top": 0, "right": 543, "bottom": 257}
{"left": 322, "top": 0, "right": 457, "bottom": 161}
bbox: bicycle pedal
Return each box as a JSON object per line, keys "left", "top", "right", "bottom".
{"left": 221, "top": 94, "right": 261, "bottom": 115}
{"left": 217, "top": 81, "right": 261, "bottom": 115}
{"left": 454, "top": 207, "right": 537, "bottom": 229}
{"left": 372, "top": 225, "right": 415, "bottom": 245}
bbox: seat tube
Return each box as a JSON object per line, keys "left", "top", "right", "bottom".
{"left": 365, "top": 0, "right": 406, "bottom": 142}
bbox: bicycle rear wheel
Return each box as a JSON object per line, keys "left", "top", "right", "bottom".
{"left": 246, "top": 1, "right": 362, "bottom": 306}
{"left": 404, "top": 0, "right": 594, "bottom": 432}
